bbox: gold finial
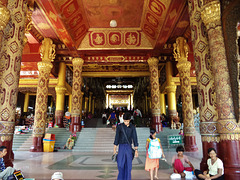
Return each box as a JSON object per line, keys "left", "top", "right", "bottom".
{"left": 40, "top": 38, "right": 56, "bottom": 62}
{"left": 173, "top": 37, "right": 189, "bottom": 61}
{"left": 0, "top": 4, "right": 10, "bottom": 31}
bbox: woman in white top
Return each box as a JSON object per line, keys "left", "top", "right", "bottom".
{"left": 195, "top": 148, "right": 224, "bottom": 180}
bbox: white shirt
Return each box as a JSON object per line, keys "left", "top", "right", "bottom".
{"left": 119, "top": 114, "right": 124, "bottom": 123}
{"left": 207, "top": 158, "right": 224, "bottom": 175}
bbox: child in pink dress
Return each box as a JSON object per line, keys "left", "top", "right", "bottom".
{"left": 145, "top": 128, "right": 165, "bottom": 180}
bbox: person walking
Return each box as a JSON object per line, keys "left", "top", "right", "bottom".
{"left": 113, "top": 112, "right": 139, "bottom": 180}
{"left": 133, "top": 107, "right": 142, "bottom": 127}
{"left": 145, "top": 128, "right": 165, "bottom": 180}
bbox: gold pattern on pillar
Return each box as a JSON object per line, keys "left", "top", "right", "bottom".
{"left": 188, "top": 0, "right": 219, "bottom": 170}
{"left": 147, "top": 57, "right": 162, "bottom": 132}
{"left": 55, "top": 62, "right": 66, "bottom": 128}
{"left": 202, "top": 1, "right": 240, "bottom": 177}
{"left": 0, "top": 3, "right": 10, "bottom": 50}
{"left": 80, "top": 92, "right": 84, "bottom": 121}
{"left": 0, "top": 0, "right": 27, "bottom": 166}
{"left": 173, "top": 37, "right": 198, "bottom": 151}
{"left": 70, "top": 58, "right": 84, "bottom": 133}
{"left": 31, "top": 38, "right": 55, "bottom": 152}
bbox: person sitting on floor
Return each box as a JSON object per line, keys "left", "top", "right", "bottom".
{"left": 172, "top": 145, "right": 194, "bottom": 178}
{"left": 0, "top": 146, "right": 15, "bottom": 180}
{"left": 194, "top": 147, "right": 224, "bottom": 180}
{"left": 63, "top": 135, "right": 75, "bottom": 150}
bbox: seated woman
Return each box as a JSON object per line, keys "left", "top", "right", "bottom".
{"left": 172, "top": 145, "right": 194, "bottom": 178}
{"left": 195, "top": 148, "right": 224, "bottom": 180}
{"left": 63, "top": 135, "right": 75, "bottom": 150}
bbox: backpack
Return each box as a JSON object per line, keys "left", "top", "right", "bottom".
{"left": 148, "top": 138, "right": 162, "bottom": 159}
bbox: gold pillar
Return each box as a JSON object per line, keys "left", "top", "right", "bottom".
{"left": 160, "top": 93, "right": 166, "bottom": 115}
{"left": 92, "top": 96, "right": 95, "bottom": 115}
{"left": 68, "top": 94, "right": 72, "bottom": 113}
{"left": 84, "top": 97, "right": 89, "bottom": 113}
{"left": 173, "top": 37, "right": 198, "bottom": 151}
{"left": 55, "top": 62, "right": 66, "bottom": 127}
{"left": 0, "top": 0, "right": 27, "bottom": 165}
{"left": 31, "top": 38, "right": 55, "bottom": 152}
{"left": 147, "top": 57, "right": 162, "bottom": 132}
{"left": 70, "top": 58, "right": 84, "bottom": 133}
{"left": 80, "top": 92, "right": 84, "bottom": 120}
{"left": 144, "top": 92, "right": 148, "bottom": 115}
{"left": 189, "top": 0, "right": 218, "bottom": 166}
{"left": 201, "top": 1, "right": 240, "bottom": 177}
{"left": 0, "top": 3, "right": 10, "bottom": 51}
{"left": 166, "top": 61, "right": 177, "bottom": 119}
{"left": 88, "top": 92, "right": 93, "bottom": 113}
{"left": 23, "top": 93, "right": 30, "bottom": 113}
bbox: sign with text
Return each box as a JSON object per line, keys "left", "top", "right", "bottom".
{"left": 167, "top": 135, "right": 183, "bottom": 146}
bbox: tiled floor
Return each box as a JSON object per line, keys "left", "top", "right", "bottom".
{"left": 13, "top": 150, "right": 202, "bottom": 180}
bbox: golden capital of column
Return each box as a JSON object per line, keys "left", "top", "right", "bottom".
{"left": 72, "top": 58, "right": 84, "bottom": 66}
{"left": 0, "top": 4, "right": 10, "bottom": 31}
{"left": 37, "top": 61, "right": 53, "bottom": 73}
{"left": 173, "top": 37, "right": 189, "bottom": 61}
{"left": 147, "top": 57, "right": 159, "bottom": 67}
{"left": 176, "top": 61, "right": 191, "bottom": 71}
{"left": 89, "top": 92, "right": 93, "bottom": 96}
{"left": 81, "top": 92, "right": 84, "bottom": 96}
{"left": 144, "top": 92, "right": 147, "bottom": 96}
{"left": 165, "top": 85, "right": 177, "bottom": 93}
{"left": 55, "top": 85, "right": 66, "bottom": 94}
{"left": 85, "top": 97, "right": 89, "bottom": 100}
{"left": 40, "top": 38, "right": 56, "bottom": 62}
{"left": 201, "top": 1, "right": 221, "bottom": 30}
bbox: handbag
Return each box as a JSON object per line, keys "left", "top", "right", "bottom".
{"left": 121, "top": 124, "right": 135, "bottom": 160}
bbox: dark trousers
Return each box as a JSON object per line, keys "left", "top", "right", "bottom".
{"left": 117, "top": 144, "right": 133, "bottom": 180}
{"left": 195, "top": 169, "right": 224, "bottom": 180}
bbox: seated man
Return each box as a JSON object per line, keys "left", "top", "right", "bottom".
{"left": 0, "top": 146, "right": 15, "bottom": 180}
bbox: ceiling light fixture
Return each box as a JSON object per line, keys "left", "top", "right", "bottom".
{"left": 110, "top": 20, "right": 117, "bottom": 27}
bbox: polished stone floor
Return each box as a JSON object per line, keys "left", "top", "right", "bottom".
{"left": 13, "top": 150, "right": 202, "bottom": 180}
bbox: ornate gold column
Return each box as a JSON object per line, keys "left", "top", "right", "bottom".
{"left": 166, "top": 61, "right": 177, "bottom": 120}
{"left": 147, "top": 57, "right": 162, "bottom": 132}
{"left": 55, "top": 62, "right": 66, "bottom": 128}
{"left": 92, "top": 96, "right": 95, "bottom": 115}
{"left": 30, "top": 38, "right": 55, "bottom": 152}
{"left": 188, "top": 0, "right": 219, "bottom": 170}
{"left": 160, "top": 93, "right": 166, "bottom": 115}
{"left": 202, "top": 1, "right": 240, "bottom": 178}
{"left": 70, "top": 58, "right": 84, "bottom": 133}
{"left": 23, "top": 93, "right": 30, "bottom": 113}
{"left": 88, "top": 92, "right": 93, "bottom": 113}
{"left": 173, "top": 37, "right": 198, "bottom": 151}
{"left": 0, "top": 0, "right": 27, "bottom": 165}
{"left": 0, "top": 2, "right": 10, "bottom": 51}
{"left": 68, "top": 94, "right": 72, "bottom": 113}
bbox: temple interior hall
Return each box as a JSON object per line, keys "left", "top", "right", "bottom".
{"left": 0, "top": 0, "right": 240, "bottom": 179}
